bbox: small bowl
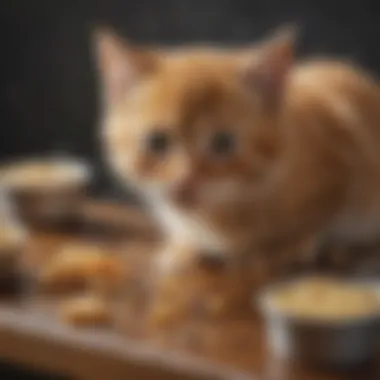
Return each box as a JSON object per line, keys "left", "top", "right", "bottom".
{"left": 258, "top": 277, "right": 380, "bottom": 368}
{"left": 0, "top": 157, "right": 92, "bottom": 228}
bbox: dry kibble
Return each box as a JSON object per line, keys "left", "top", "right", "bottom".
{"left": 59, "top": 294, "right": 111, "bottom": 326}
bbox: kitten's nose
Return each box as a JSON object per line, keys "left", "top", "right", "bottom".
{"left": 170, "top": 179, "right": 197, "bottom": 207}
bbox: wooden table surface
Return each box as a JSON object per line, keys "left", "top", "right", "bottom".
{"left": 0, "top": 201, "right": 378, "bottom": 380}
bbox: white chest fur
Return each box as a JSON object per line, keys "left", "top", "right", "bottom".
{"left": 151, "top": 201, "right": 226, "bottom": 253}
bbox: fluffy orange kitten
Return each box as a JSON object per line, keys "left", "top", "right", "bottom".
{"left": 94, "top": 27, "right": 380, "bottom": 274}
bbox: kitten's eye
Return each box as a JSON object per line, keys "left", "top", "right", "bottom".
{"left": 145, "top": 130, "right": 171, "bottom": 155}
{"left": 209, "top": 131, "right": 236, "bottom": 157}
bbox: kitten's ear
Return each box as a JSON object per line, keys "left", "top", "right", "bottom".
{"left": 241, "top": 26, "right": 297, "bottom": 108}
{"left": 93, "top": 28, "right": 157, "bottom": 105}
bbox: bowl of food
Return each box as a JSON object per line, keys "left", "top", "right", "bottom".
{"left": 0, "top": 157, "right": 92, "bottom": 227}
{"left": 258, "top": 276, "right": 380, "bottom": 368}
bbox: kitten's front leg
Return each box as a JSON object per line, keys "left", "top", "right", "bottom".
{"left": 149, "top": 240, "right": 233, "bottom": 326}
{"left": 148, "top": 240, "right": 202, "bottom": 326}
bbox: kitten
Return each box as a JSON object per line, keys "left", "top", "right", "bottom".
{"left": 94, "top": 26, "right": 380, "bottom": 275}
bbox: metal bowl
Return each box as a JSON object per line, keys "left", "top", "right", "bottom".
{"left": 258, "top": 277, "right": 380, "bottom": 368}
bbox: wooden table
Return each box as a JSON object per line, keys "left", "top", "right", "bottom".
{"left": 0, "top": 201, "right": 378, "bottom": 380}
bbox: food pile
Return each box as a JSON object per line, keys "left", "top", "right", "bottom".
{"left": 270, "top": 277, "right": 380, "bottom": 320}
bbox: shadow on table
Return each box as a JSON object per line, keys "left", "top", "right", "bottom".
{"left": 0, "top": 361, "right": 67, "bottom": 380}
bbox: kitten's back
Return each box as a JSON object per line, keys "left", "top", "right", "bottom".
{"left": 286, "top": 60, "right": 380, "bottom": 162}
{"left": 285, "top": 60, "right": 380, "bottom": 243}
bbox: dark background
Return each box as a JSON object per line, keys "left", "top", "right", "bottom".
{"left": 1, "top": 0, "right": 380, "bottom": 199}
{"left": 0, "top": 0, "right": 379, "bottom": 377}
